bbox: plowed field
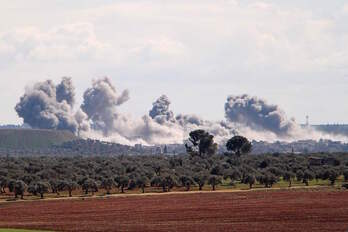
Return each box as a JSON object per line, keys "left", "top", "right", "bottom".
{"left": 1, "top": 189, "right": 348, "bottom": 232}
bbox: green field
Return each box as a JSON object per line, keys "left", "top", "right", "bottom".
{"left": 0, "top": 129, "right": 77, "bottom": 149}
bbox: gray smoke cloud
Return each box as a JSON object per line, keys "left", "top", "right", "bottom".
{"left": 79, "top": 78, "right": 185, "bottom": 144}
{"left": 147, "top": 95, "right": 235, "bottom": 144}
{"left": 75, "top": 109, "right": 90, "bottom": 135}
{"left": 56, "top": 77, "right": 75, "bottom": 106}
{"left": 149, "top": 95, "right": 175, "bottom": 124}
{"left": 80, "top": 77, "right": 130, "bottom": 136}
{"left": 175, "top": 114, "right": 204, "bottom": 126}
{"left": 16, "top": 77, "right": 348, "bottom": 145}
{"left": 224, "top": 94, "right": 298, "bottom": 137}
{"left": 15, "top": 79, "right": 79, "bottom": 133}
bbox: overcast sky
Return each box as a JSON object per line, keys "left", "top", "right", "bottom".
{"left": 1, "top": 0, "right": 348, "bottom": 125}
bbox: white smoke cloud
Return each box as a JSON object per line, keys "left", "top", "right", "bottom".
{"left": 16, "top": 77, "right": 348, "bottom": 145}
{"left": 80, "top": 77, "right": 130, "bottom": 136}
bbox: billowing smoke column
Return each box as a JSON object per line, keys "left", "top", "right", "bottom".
{"left": 224, "top": 94, "right": 298, "bottom": 137}
{"left": 56, "top": 77, "right": 75, "bottom": 106}
{"left": 149, "top": 95, "right": 207, "bottom": 127}
{"left": 148, "top": 95, "right": 234, "bottom": 143}
{"left": 15, "top": 78, "right": 80, "bottom": 133}
{"left": 81, "top": 77, "right": 129, "bottom": 136}
{"left": 17, "top": 77, "right": 345, "bottom": 145}
{"left": 79, "top": 78, "right": 184, "bottom": 144}
{"left": 149, "top": 95, "right": 175, "bottom": 123}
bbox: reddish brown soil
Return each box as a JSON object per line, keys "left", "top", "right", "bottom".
{"left": 0, "top": 189, "right": 348, "bottom": 232}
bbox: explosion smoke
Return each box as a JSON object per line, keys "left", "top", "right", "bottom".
{"left": 81, "top": 77, "right": 129, "bottom": 136}
{"left": 15, "top": 77, "right": 348, "bottom": 145}
{"left": 224, "top": 94, "right": 298, "bottom": 137}
{"left": 15, "top": 79, "right": 79, "bottom": 133}
{"left": 56, "top": 77, "right": 75, "bottom": 106}
{"left": 149, "top": 95, "right": 175, "bottom": 123}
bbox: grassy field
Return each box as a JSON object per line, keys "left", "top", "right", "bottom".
{"left": 0, "top": 129, "right": 77, "bottom": 149}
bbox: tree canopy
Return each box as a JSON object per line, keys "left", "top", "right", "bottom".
{"left": 226, "top": 135, "right": 252, "bottom": 156}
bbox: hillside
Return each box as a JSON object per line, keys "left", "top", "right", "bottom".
{"left": 0, "top": 129, "right": 78, "bottom": 149}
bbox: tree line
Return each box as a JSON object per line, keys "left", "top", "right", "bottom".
{"left": 1, "top": 130, "right": 348, "bottom": 199}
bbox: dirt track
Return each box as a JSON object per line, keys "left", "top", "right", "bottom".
{"left": 1, "top": 189, "right": 348, "bottom": 232}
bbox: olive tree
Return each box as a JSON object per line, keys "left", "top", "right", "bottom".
{"left": 283, "top": 171, "right": 295, "bottom": 187}
{"left": 179, "top": 176, "right": 195, "bottom": 191}
{"left": 14, "top": 180, "right": 27, "bottom": 199}
{"left": 193, "top": 174, "right": 207, "bottom": 191}
{"left": 136, "top": 176, "right": 148, "bottom": 193}
{"left": 100, "top": 178, "right": 115, "bottom": 194}
{"left": 208, "top": 175, "right": 222, "bottom": 191}
{"left": 58, "top": 180, "right": 78, "bottom": 197}
{"left": 115, "top": 176, "right": 129, "bottom": 193}
{"left": 226, "top": 136, "right": 252, "bottom": 157}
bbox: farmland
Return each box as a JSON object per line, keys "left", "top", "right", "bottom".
{"left": 1, "top": 189, "right": 348, "bottom": 232}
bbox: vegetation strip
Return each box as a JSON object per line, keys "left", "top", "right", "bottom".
{"left": 0, "top": 133, "right": 347, "bottom": 202}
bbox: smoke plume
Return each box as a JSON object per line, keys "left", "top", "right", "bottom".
{"left": 15, "top": 77, "right": 348, "bottom": 145}
{"left": 80, "top": 77, "right": 129, "bottom": 136}
{"left": 15, "top": 79, "right": 79, "bottom": 133}
{"left": 56, "top": 77, "right": 75, "bottom": 106}
{"left": 224, "top": 94, "right": 298, "bottom": 137}
{"left": 149, "top": 95, "right": 175, "bottom": 123}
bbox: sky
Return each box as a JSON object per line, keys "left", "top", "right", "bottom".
{"left": 1, "top": 0, "right": 348, "bottom": 125}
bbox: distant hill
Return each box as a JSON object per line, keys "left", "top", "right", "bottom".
{"left": 0, "top": 124, "right": 30, "bottom": 129}
{"left": 0, "top": 129, "right": 78, "bottom": 149}
{"left": 311, "top": 124, "right": 348, "bottom": 136}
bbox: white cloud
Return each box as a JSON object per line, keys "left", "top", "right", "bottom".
{"left": 2, "top": 1, "right": 348, "bottom": 72}
{"left": 128, "top": 36, "right": 187, "bottom": 65}
{"left": 73, "top": 1, "right": 348, "bottom": 73}
{"left": 343, "top": 3, "right": 348, "bottom": 13}
{"left": 0, "top": 22, "right": 108, "bottom": 62}
{"left": 1, "top": 1, "right": 348, "bottom": 125}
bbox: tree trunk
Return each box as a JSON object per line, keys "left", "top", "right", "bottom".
{"left": 212, "top": 185, "right": 215, "bottom": 191}
{"left": 121, "top": 186, "right": 124, "bottom": 193}
{"left": 40, "top": 193, "right": 43, "bottom": 199}
{"left": 199, "top": 185, "right": 203, "bottom": 191}
{"left": 69, "top": 190, "right": 72, "bottom": 197}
